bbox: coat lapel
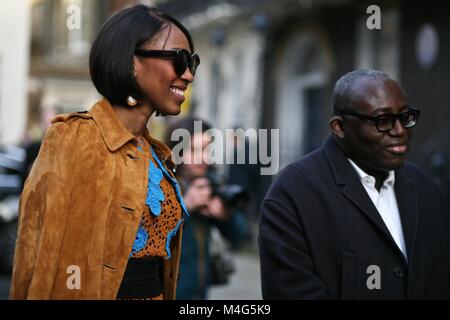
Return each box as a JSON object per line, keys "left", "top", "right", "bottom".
{"left": 341, "top": 174, "right": 396, "bottom": 242}
{"left": 394, "top": 168, "right": 419, "bottom": 261}
{"left": 323, "top": 136, "right": 409, "bottom": 261}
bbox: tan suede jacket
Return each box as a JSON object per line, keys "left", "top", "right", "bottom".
{"left": 10, "top": 99, "right": 183, "bottom": 300}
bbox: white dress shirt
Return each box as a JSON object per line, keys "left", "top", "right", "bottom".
{"left": 348, "top": 159, "right": 407, "bottom": 259}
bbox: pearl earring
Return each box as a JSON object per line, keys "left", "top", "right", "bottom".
{"left": 127, "top": 95, "right": 137, "bottom": 106}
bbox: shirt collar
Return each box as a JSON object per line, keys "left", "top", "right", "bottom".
{"left": 347, "top": 158, "right": 395, "bottom": 188}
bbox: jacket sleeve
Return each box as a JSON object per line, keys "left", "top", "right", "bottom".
{"left": 436, "top": 184, "right": 450, "bottom": 299}
{"left": 9, "top": 122, "right": 75, "bottom": 299}
{"left": 444, "top": 202, "right": 450, "bottom": 300}
{"left": 258, "top": 168, "right": 328, "bottom": 300}
{"left": 215, "top": 210, "right": 248, "bottom": 250}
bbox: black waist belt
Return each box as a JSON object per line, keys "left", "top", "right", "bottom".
{"left": 117, "top": 257, "right": 162, "bottom": 299}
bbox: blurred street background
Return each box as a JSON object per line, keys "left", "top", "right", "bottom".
{"left": 1, "top": 0, "right": 450, "bottom": 300}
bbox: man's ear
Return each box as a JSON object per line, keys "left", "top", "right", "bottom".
{"left": 329, "top": 116, "right": 345, "bottom": 139}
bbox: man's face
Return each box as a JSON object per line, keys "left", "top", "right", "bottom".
{"left": 341, "top": 78, "right": 414, "bottom": 174}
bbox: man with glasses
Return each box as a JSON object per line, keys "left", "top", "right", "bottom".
{"left": 259, "top": 69, "right": 450, "bottom": 299}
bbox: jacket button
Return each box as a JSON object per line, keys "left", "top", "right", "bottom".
{"left": 394, "top": 267, "right": 404, "bottom": 278}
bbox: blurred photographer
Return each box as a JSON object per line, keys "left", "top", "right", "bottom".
{"left": 166, "top": 117, "right": 249, "bottom": 300}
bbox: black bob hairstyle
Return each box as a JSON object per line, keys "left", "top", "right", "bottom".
{"left": 89, "top": 5, "right": 194, "bottom": 107}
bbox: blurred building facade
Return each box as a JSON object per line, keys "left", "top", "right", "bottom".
{"left": 26, "top": 0, "right": 147, "bottom": 142}
{"left": 158, "top": 0, "right": 450, "bottom": 195}
{"left": 1, "top": 0, "right": 449, "bottom": 195}
{"left": 0, "top": 1, "right": 30, "bottom": 145}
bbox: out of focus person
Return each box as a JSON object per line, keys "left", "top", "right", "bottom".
{"left": 227, "top": 133, "right": 262, "bottom": 223}
{"left": 10, "top": 5, "right": 200, "bottom": 300}
{"left": 167, "top": 117, "right": 249, "bottom": 300}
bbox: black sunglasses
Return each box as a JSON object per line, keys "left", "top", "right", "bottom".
{"left": 337, "top": 107, "right": 421, "bottom": 132}
{"left": 134, "top": 48, "right": 200, "bottom": 77}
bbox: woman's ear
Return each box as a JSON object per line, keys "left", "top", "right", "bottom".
{"left": 133, "top": 56, "right": 141, "bottom": 78}
{"left": 329, "top": 116, "right": 345, "bottom": 139}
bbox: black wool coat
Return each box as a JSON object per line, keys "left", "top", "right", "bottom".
{"left": 259, "top": 136, "right": 450, "bottom": 299}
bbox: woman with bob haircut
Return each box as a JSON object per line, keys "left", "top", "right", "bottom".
{"left": 10, "top": 4, "right": 200, "bottom": 300}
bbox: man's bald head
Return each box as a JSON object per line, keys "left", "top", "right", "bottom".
{"left": 329, "top": 69, "right": 413, "bottom": 176}
{"left": 332, "top": 69, "right": 393, "bottom": 115}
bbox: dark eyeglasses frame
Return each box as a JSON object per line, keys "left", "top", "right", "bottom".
{"left": 134, "top": 48, "right": 200, "bottom": 76}
{"left": 336, "top": 107, "right": 421, "bottom": 132}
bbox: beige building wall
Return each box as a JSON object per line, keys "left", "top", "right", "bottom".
{"left": 0, "top": 1, "right": 30, "bottom": 144}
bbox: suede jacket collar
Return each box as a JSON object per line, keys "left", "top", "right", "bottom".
{"left": 89, "top": 99, "right": 173, "bottom": 162}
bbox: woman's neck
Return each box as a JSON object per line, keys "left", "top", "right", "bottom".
{"left": 113, "top": 103, "right": 154, "bottom": 139}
